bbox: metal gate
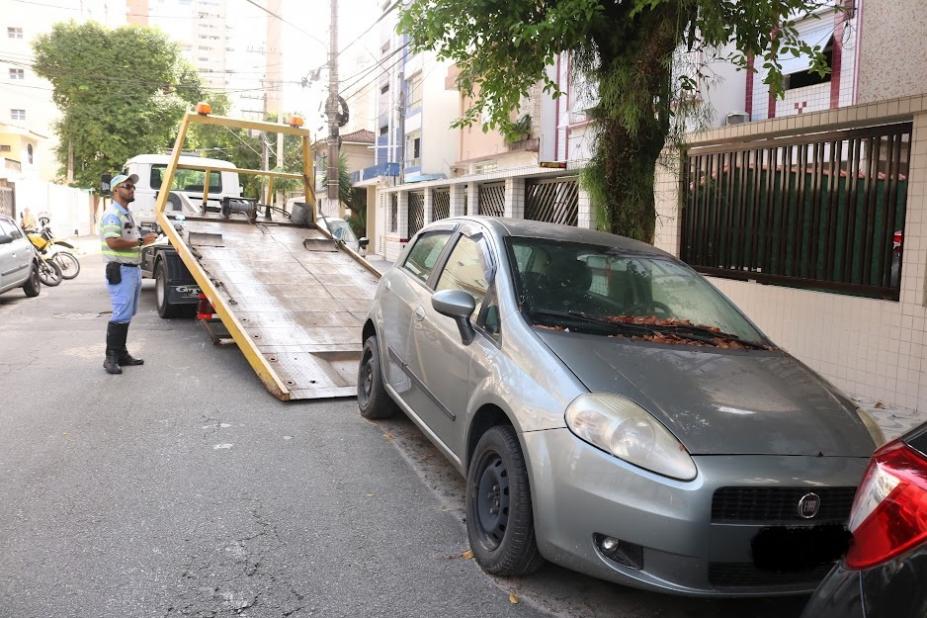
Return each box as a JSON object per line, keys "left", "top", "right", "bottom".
{"left": 682, "top": 122, "right": 912, "bottom": 300}
{"left": 525, "top": 176, "right": 578, "bottom": 226}
{"left": 431, "top": 187, "right": 450, "bottom": 221}
{"left": 407, "top": 191, "right": 425, "bottom": 237}
{"left": 0, "top": 182, "right": 14, "bottom": 219}
{"left": 478, "top": 181, "right": 505, "bottom": 217}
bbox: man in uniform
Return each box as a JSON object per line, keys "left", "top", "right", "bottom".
{"left": 100, "top": 173, "right": 157, "bottom": 375}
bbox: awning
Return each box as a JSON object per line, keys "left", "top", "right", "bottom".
{"left": 777, "top": 19, "right": 834, "bottom": 75}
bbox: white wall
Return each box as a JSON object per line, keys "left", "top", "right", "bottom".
{"left": 420, "top": 54, "right": 459, "bottom": 177}
{"left": 15, "top": 178, "right": 93, "bottom": 236}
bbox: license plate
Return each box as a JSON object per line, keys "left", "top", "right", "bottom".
{"left": 751, "top": 525, "right": 851, "bottom": 571}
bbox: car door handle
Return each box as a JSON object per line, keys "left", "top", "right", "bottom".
{"left": 414, "top": 306, "right": 426, "bottom": 321}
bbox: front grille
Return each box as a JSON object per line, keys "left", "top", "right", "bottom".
{"left": 711, "top": 487, "right": 856, "bottom": 523}
{"left": 709, "top": 562, "right": 833, "bottom": 589}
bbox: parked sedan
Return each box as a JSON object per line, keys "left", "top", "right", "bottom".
{"left": 802, "top": 421, "right": 927, "bottom": 618}
{"left": 357, "top": 217, "right": 883, "bottom": 596}
{"left": 0, "top": 214, "right": 41, "bottom": 298}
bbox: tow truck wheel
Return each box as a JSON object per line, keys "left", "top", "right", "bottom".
{"left": 155, "top": 259, "right": 181, "bottom": 318}
{"left": 357, "top": 335, "right": 397, "bottom": 419}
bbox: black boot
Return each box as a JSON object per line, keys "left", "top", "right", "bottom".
{"left": 117, "top": 322, "right": 144, "bottom": 366}
{"left": 104, "top": 322, "right": 122, "bottom": 375}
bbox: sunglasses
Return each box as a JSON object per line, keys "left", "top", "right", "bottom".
{"left": 120, "top": 184, "right": 136, "bottom": 191}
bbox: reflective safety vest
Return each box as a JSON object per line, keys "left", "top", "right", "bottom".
{"left": 100, "top": 203, "right": 142, "bottom": 264}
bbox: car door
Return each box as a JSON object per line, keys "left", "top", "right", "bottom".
{"left": 0, "top": 218, "right": 31, "bottom": 290}
{"left": 379, "top": 229, "right": 454, "bottom": 400}
{"left": 407, "top": 226, "right": 495, "bottom": 455}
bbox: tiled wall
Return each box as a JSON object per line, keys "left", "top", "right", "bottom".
{"left": 655, "top": 94, "right": 927, "bottom": 412}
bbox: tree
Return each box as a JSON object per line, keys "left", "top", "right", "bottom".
{"left": 399, "top": 0, "right": 835, "bottom": 241}
{"left": 32, "top": 21, "right": 205, "bottom": 189}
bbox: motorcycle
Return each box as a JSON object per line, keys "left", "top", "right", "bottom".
{"left": 27, "top": 217, "right": 80, "bottom": 280}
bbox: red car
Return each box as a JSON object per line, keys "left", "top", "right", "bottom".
{"left": 802, "top": 421, "right": 927, "bottom": 617}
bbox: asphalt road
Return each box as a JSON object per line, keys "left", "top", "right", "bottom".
{"left": 0, "top": 255, "right": 810, "bottom": 618}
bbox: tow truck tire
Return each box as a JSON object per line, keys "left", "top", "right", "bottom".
{"left": 357, "top": 335, "right": 397, "bottom": 420}
{"left": 155, "top": 259, "right": 181, "bottom": 319}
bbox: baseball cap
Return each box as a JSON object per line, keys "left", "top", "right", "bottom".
{"left": 110, "top": 173, "right": 139, "bottom": 190}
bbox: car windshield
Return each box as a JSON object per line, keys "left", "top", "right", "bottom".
{"left": 325, "top": 218, "right": 356, "bottom": 243}
{"left": 509, "top": 237, "right": 769, "bottom": 349}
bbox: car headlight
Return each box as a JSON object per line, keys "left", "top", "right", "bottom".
{"left": 856, "top": 408, "right": 886, "bottom": 447}
{"left": 565, "top": 393, "right": 697, "bottom": 481}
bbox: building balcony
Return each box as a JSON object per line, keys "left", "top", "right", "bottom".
{"left": 352, "top": 161, "right": 400, "bottom": 183}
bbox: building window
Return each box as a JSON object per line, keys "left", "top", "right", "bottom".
{"left": 379, "top": 125, "right": 388, "bottom": 136}
{"left": 406, "top": 131, "right": 421, "bottom": 167}
{"left": 0, "top": 145, "right": 11, "bottom": 152}
{"left": 10, "top": 109, "right": 25, "bottom": 121}
{"left": 26, "top": 143, "right": 33, "bottom": 164}
{"left": 7, "top": 27, "right": 23, "bottom": 39}
{"left": 380, "top": 83, "right": 389, "bottom": 94}
{"left": 9, "top": 68, "right": 24, "bottom": 80}
{"left": 785, "top": 36, "right": 834, "bottom": 90}
{"left": 389, "top": 194, "right": 398, "bottom": 234}
{"left": 407, "top": 73, "right": 423, "bottom": 108}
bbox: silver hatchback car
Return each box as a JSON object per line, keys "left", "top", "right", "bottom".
{"left": 0, "top": 214, "right": 41, "bottom": 298}
{"left": 358, "top": 217, "right": 882, "bottom": 597}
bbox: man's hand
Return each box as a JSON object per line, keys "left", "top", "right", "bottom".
{"left": 141, "top": 233, "right": 158, "bottom": 246}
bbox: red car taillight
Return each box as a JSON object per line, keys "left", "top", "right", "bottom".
{"left": 845, "top": 441, "right": 927, "bottom": 569}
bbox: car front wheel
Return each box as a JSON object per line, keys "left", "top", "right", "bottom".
{"left": 466, "top": 424, "right": 544, "bottom": 576}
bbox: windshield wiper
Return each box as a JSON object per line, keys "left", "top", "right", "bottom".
{"left": 651, "top": 323, "right": 771, "bottom": 350}
{"left": 527, "top": 309, "right": 658, "bottom": 337}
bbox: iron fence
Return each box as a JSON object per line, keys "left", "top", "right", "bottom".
{"left": 525, "top": 176, "right": 579, "bottom": 226}
{"left": 681, "top": 122, "right": 912, "bottom": 300}
{"left": 389, "top": 193, "right": 398, "bottom": 233}
{"left": 432, "top": 187, "right": 450, "bottom": 221}
{"left": 407, "top": 191, "right": 425, "bottom": 238}
{"left": 0, "top": 184, "right": 13, "bottom": 219}
{"left": 478, "top": 181, "right": 505, "bottom": 217}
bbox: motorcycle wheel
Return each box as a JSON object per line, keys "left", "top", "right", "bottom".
{"left": 38, "top": 259, "right": 63, "bottom": 287}
{"left": 52, "top": 251, "right": 81, "bottom": 279}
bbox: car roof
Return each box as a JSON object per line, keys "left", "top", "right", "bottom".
{"left": 125, "top": 154, "right": 237, "bottom": 169}
{"left": 438, "top": 216, "right": 674, "bottom": 259}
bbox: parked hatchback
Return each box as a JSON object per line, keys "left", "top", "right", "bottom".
{"left": 801, "top": 420, "right": 927, "bottom": 617}
{"left": 0, "top": 214, "right": 41, "bottom": 298}
{"left": 358, "top": 217, "right": 882, "bottom": 596}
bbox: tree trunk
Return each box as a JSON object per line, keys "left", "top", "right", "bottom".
{"left": 582, "top": 4, "right": 679, "bottom": 242}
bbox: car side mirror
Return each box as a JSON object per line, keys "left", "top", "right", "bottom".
{"left": 432, "top": 289, "right": 476, "bottom": 345}
{"left": 359, "top": 237, "right": 369, "bottom": 248}
{"left": 0, "top": 234, "right": 13, "bottom": 245}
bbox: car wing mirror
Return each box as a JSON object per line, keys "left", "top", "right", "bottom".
{"left": 432, "top": 289, "right": 476, "bottom": 345}
{"left": 0, "top": 234, "right": 12, "bottom": 245}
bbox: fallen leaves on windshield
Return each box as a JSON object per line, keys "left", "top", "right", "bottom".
{"left": 603, "top": 315, "right": 757, "bottom": 350}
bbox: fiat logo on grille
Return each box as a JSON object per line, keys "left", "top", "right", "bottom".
{"left": 797, "top": 492, "right": 821, "bottom": 519}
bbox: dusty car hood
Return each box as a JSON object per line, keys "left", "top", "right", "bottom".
{"left": 537, "top": 331, "right": 875, "bottom": 457}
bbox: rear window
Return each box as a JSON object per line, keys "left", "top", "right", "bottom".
{"left": 151, "top": 164, "right": 222, "bottom": 194}
{"left": 0, "top": 218, "right": 22, "bottom": 239}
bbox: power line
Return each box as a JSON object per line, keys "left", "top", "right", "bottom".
{"left": 337, "top": 0, "right": 401, "bottom": 58}
{"left": 240, "top": 0, "right": 327, "bottom": 49}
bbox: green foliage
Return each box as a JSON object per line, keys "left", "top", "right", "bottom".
{"left": 32, "top": 21, "right": 206, "bottom": 189}
{"left": 399, "top": 0, "right": 835, "bottom": 241}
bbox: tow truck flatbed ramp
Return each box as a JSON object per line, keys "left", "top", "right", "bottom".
{"left": 154, "top": 110, "right": 381, "bottom": 401}
{"left": 180, "top": 218, "right": 380, "bottom": 400}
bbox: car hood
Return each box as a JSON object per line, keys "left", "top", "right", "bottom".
{"left": 537, "top": 331, "right": 875, "bottom": 457}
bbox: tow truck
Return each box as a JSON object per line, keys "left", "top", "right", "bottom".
{"left": 145, "top": 104, "right": 380, "bottom": 400}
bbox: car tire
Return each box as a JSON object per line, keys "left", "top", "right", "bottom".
{"left": 22, "top": 262, "right": 41, "bottom": 297}
{"left": 357, "top": 335, "right": 397, "bottom": 419}
{"left": 155, "top": 259, "right": 181, "bottom": 318}
{"left": 466, "top": 424, "right": 544, "bottom": 576}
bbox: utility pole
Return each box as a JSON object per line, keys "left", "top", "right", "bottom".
{"left": 326, "top": 0, "right": 340, "bottom": 216}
